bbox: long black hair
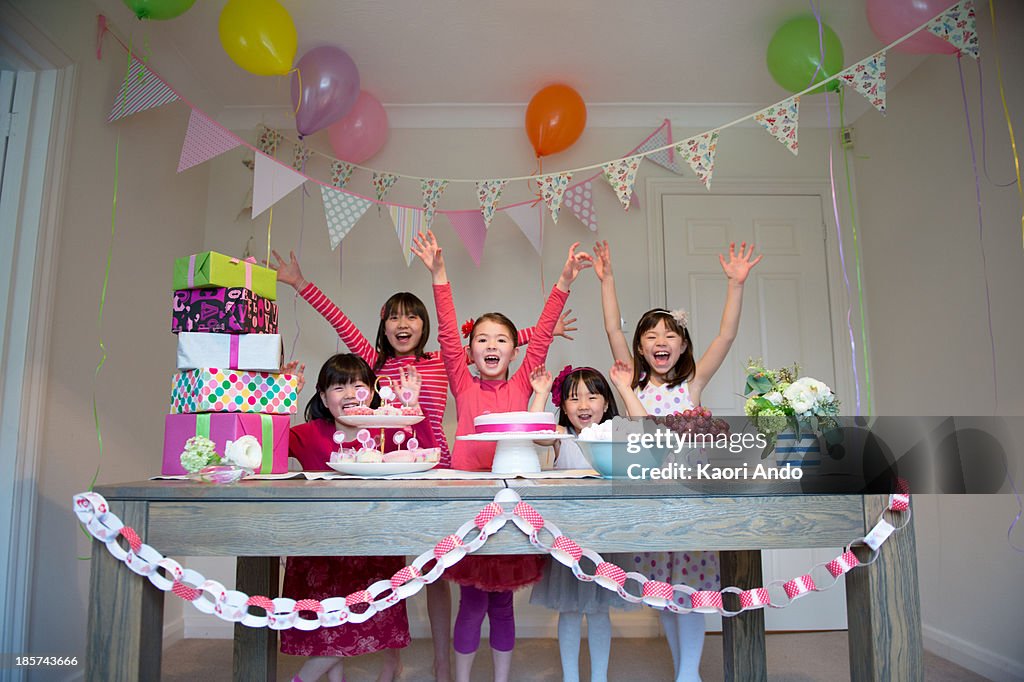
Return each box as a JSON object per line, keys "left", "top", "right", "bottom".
{"left": 305, "top": 354, "right": 381, "bottom": 422}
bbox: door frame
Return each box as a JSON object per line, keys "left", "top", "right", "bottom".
{"left": 644, "top": 176, "right": 871, "bottom": 416}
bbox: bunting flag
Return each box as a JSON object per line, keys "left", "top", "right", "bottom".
{"left": 505, "top": 203, "right": 544, "bottom": 254}
{"left": 292, "top": 141, "right": 311, "bottom": 171}
{"left": 445, "top": 210, "right": 489, "bottom": 267}
{"left": 420, "top": 179, "right": 449, "bottom": 231}
{"left": 256, "top": 125, "right": 283, "bottom": 156}
{"left": 108, "top": 58, "right": 179, "bottom": 123}
{"left": 675, "top": 130, "right": 720, "bottom": 190}
{"left": 388, "top": 205, "right": 426, "bottom": 266}
{"left": 476, "top": 180, "right": 507, "bottom": 229}
{"left": 330, "top": 160, "right": 355, "bottom": 189}
{"left": 252, "top": 152, "right": 308, "bottom": 218}
{"left": 373, "top": 172, "right": 398, "bottom": 204}
{"left": 177, "top": 109, "right": 242, "bottom": 173}
{"left": 536, "top": 172, "right": 573, "bottom": 224}
{"left": 636, "top": 123, "right": 683, "bottom": 174}
{"left": 839, "top": 52, "right": 887, "bottom": 115}
{"left": 562, "top": 181, "right": 599, "bottom": 232}
{"left": 321, "top": 186, "right": 372, "bottom": 250}
{"left": 754, "top": 97, "right": 800, "bottom": 155}
{"left": 926, "top": 0, "right": 978, "bottom": 59}
{"left": 601, "top": 156, "right": 643, "bottom": 210}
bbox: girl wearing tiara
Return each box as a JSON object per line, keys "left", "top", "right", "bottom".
{"left": 593, "top": 239, "right": 761, "bottom": 682}
{"left": 527, "top": 363, "right": 645, "bottom": 682}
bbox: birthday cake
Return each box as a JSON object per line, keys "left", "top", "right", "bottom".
{"left": 474, "top": 411, "right": 556, "bottom": 434}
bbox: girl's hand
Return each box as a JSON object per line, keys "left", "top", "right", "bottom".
{"left": 411, "top": 230, "right": 446, "bottom": 279}
{"left": 609, "top": 360, "right": 633, "bottom": 390}
{"left": 530, "top": 366, "right": 554, "bottom": 395}
{"left": 554, "top": 309, "right": 578, "bottom": 341}
{"left": 719, "top": 242, "right": 762, "bottom": 284}
{"left": 398, "top": 365, "right": 423, "bottom": 405}
{"left": 267, "top": 250, "right": 307, "bottom": 291}
{"left": 281, "top": 361, "right": 306, "bottom": 393}
{"left": 557, "top": 241, "right": 593, "bottom": 290}
{"left": 592, "top": 240, "right": 614, "bottom": 282}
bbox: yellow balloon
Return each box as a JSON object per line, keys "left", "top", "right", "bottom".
{"left": 218, "top": 0, "right": 297, "bottom": 76}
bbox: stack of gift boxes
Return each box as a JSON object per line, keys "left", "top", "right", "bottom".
{"left": 161, "top": 251, "right": 297, "bottom": 475}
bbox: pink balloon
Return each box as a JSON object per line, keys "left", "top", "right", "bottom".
{"left": 866, "top": 0, "right": 958, "bottom": 55}
{"left": 327, "top": 91, "right": 389, "bottom": 164}
{"left": 291, "top": 46, "right": 360, "bottom": 137}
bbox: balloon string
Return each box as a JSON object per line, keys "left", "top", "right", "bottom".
{"left": 290, "top": 67, "right": 302, "bottom": 118}
{"left": 987, "top": 0, "right": 1024, "bottom": 246}
{"left": 289, "top": 185, "right": 307, "bottom": 363}
{"left": 528, "top": 158, "right": 543, "bottom": 207}
{"left": 806, "top": 0, "right": 825, "bottom": 89}
{"left": 824, "top": 89, "right": 862, "bottom": 415}
{"left": 957, "top": 55, "right": 999, "bottom": 412}
{"left": 977, "top": 59, "right": 1016, "bottom": 188}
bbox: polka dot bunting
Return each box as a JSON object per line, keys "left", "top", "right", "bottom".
{"left": 171, "top": 369, "right": 297, "bottom": 415}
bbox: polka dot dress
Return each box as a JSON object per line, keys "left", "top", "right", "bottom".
{"left": 633, "top": 380, "right": 721, "bottom": 597}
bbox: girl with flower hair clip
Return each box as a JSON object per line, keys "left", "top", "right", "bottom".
{"left": 525, "top": 362, "right": 646, "bottom": 682}
{"left": 592, "top": 239, "right": 761, "bottom": 682}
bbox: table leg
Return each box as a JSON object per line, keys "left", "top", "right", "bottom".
{"left": 233, "top": 556, "right": 280, "bottom": 682}
{"left": 87, "top": 501, "right": 164, "bottom": 681}
{"left": 846, "top": 495, "right": 923, "bottom": 681}
{"left": 719, "top": 550, "right": 767, "bottom": 682}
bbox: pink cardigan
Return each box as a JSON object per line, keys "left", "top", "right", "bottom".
{"left": 434, "top": 282, "right": 568, "bottom": 471}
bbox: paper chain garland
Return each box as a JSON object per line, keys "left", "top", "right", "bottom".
{"left": 72, "top": 485, "right": 911, "bottom": 630}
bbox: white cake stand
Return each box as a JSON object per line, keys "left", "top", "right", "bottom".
{"left": 457, "top": 432, "right": 575, "bottom": 474}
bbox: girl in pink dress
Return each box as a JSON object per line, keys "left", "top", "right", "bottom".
{"left": 283, "top": 354, "right": 429, "bottom": 682}
{"left": 593, "top": 239, "right": 761, "bottom": 682}
{"left": 412, "top": 230, "right": 592, "bottom": 682}
{"left": 269, "top": 250, "right": 574, "bottom": 681}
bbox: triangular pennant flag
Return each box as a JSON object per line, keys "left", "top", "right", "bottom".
{"left": 292, "top": 141, "right": 311, "bottom": 171}
{"left": 320, "top": 186, "right": 372, "bottom": 250}
{"left": 839, "top": 51, "right": 887, "bottom": 115}
{"left": 445, "top": 210, "right": 489, "bottom": 267}
{"left": 536, "top": 172, "right": 573, "bottom": 224}
{"left": 476, "top": 180, "right": 508, "bottom": 229}
{"left": 388, "top": 205, "right": 426, "bottom": 266}
{"left": 754, "top": 97, "right": 800, "bottom": 155}
{"left": 420, "top": 179, "right": 449, "bottom": 231}
{"left": 330, "top": 160, "right": 355, "bottom": 189}
{"left": 252, "top": 153, "right": 308, "bottom": 218}
{"left": 256, "top": 125, "right": 283, "bottom": 156}
{"left": 675, "top": 130, "right": 720, "bottom": 190}
{"left": 177, "top": 109, "right": 242, "bottom": 173}
{"left": 637, "top": 124, "right": 684, "bottom": 174}
{"left": 562, "top": 181, "right": 599, "bottom": 232}
{"left": 505, "top": 203, "right": 544, "bottom": 255}
{"left": 373, "top": 172, "right": 398, "bottom": 204}
{"left": 601, "top": 156, "right": 643, "bottom": 210}
{"left": 108, "top": 58, "right": 179, "bottom": 123}
{"left": 926, "top": 0, "right": 978, "bottom": 59}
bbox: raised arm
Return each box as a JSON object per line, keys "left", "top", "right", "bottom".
{"left": 593, "top": 241, "right": 632, "bottom": 366}
{"left": 691, "top": 242, "right": 762, "bottom": 393}
{"left": 609, "top": 360, "right": 648, "bottom": 417}
{"left": 268, "top": 250, "right": 378, "bottom": 363}
{"left": 528, "top": 366, "right": 554, "bottom": 413}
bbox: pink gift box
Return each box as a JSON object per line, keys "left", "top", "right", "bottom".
{"left": 162, "top": 413, "right": 291, "bottom": 475}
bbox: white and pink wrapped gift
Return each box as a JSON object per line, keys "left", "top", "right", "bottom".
{"left": 176, "top": 332, "right": 283, "bottom": 372}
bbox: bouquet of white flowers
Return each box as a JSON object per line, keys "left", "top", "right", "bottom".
{"left": 743, "top": 360, "right": 841, "bottom": 458}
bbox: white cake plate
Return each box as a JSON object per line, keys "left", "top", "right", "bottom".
{"left": 457, "top": 432, "right": 575, "bottom": 474}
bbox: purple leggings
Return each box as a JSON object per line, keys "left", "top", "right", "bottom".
{"left": 452, "top": 585, "right": 515, "bottom": 653}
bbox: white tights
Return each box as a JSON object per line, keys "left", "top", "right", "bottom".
{"left": 557, "top": 610, "right": 612, "bottom": 682}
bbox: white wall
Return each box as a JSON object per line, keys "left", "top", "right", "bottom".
{"left": 852, "top": 2, "right": 1024, "bottom": 679}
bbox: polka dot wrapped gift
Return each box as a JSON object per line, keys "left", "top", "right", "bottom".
{"left": 170, "top": 368, "right": 298, "bottom": 415}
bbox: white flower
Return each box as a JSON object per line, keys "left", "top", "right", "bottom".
{"left": 765, "top": 391, "right": 783, "bottom": 406}
{"left": 224, "top": 435, "right": 262, "bottom": 470}
{"left": 790, "top": 397, "right": 812, "bottom": 414}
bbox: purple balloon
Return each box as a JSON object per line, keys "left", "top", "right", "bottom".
{"left": 291, "top": 46, "right": 360, "bottom": 137}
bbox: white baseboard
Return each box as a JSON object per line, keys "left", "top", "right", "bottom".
{"left": 923, "top": 624, "right": 1024, "bottom": 682}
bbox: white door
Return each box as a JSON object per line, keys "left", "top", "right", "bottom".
{"left": 660, "top": 193, "right": 847, "bottom": 631}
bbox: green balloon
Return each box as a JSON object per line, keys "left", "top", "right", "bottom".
{"left": 123, "top": 0, "right": 197, "bottom": 21}
{"left": 766, "top": 16, "right": 844, "bottom": 95}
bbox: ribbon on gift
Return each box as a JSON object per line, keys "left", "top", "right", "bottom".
{"left": 229, "top": 335, "right": 240, "bottom": 370}
{"left": 229, "top": 256, "right": 258, "bottom": 292}
{"left": 194, "top": 413, "right": 276, "bottom": 474}
{"left": 475, "top": 423, "right": 556, "bottom": 434}
{"left": 187, "top": 254, "right": 197, "bottom": 288}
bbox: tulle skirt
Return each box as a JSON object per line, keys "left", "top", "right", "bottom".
{"left": 443, "top": 554, "right": 546, "bottom": 592}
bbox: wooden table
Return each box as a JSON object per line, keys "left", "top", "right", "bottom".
{"left": 86, "top": 478, "right": 922, "bottom": 681}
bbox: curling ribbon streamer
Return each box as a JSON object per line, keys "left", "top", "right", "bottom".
{"left": 72, "top": 487, "right": 910, "bottom": 628}
{"left": 986, "top": 0, "right": 1024, "bottom": 246}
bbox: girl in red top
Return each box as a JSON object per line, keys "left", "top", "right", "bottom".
{"left": 284, "top": 354, "right": 428, "bottom": 682}
{"left": 412, "top": 230, "right": 592, "bottom": 682}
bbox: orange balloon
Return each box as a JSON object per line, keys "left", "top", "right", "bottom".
{"left": 525, "top": 84, "right": 587, "bottom": 158}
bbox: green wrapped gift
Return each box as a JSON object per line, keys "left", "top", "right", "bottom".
{"left": 172, "top": 252, "right": 277, "bottom": 300}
